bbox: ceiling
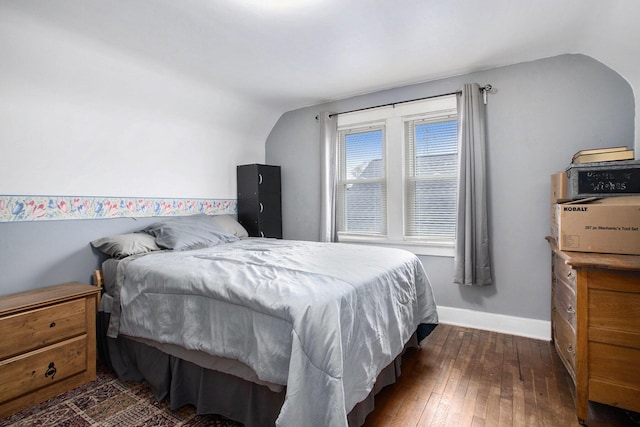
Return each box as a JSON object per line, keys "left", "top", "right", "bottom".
{"left": 4, "top": 0, "right": 639, "bottom": 116}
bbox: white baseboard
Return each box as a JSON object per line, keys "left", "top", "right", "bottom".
{"left": 436, "top": 306, "right": 551, "bottom": 341}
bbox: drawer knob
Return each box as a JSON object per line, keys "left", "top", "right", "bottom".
{"left": 567, "top": 344, "right": 575, "bottom": 356}
{"left": 49, "top": 322, "right": 56, "bottom": 328}
{"left": 567, "top": 305, "right": 575, "bottom": 314}
{"left": 258, "top": 173, "right": 263, "bottom": 185}
{"left": 45, "top": 362, "right": 57, "bottom": 379}
{"left": 259, "top": 202, "right": 264, "bottom": 213}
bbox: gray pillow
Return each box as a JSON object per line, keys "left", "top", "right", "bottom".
{"left": 91, "top": 232, "right": 160, "bottom": 258}
{"left": 144, "top": 214, "right": 239, "bottom": 250}
{"left": 212, "top": 214, "right": 249, "bottom": 239}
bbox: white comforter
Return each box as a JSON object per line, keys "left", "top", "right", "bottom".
{"left": 111, "top": 239, "right": 438, "bottom": 427}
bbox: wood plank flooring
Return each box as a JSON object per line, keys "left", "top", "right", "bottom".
{"left": 364, "top": 324, "right": 639, "bottom": 427}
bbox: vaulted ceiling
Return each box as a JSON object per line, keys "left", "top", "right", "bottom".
{"left": 4, "top": 0, "right": 639, "bottom": 135}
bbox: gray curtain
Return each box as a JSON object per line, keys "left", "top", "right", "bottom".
{"left": 319, "top": 112, "right": 338, "bottom": 242}
{"left": 454, "top": 84, "right": 492, "bottom": 286}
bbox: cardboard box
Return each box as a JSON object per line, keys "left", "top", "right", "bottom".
{"left": 550, "top": 172, "right": 568, "bottom": 232}
{"left": 551, "top": 172, "right": 568, "bottom": 204}
{"left": 552, "top": 196, "right": 640, "bottom": 255}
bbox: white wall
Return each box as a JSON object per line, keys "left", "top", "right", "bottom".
{"left": 0, "top": 6, "right": 278, "bottom": 199}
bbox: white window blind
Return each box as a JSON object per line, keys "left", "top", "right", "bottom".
{"left": 405, "top": 118, "right": 458, "bottom": 240}
{"left": 334, "top": 94, "right": 457, "bottom": 255}
{"left": 337, "top": 126, "right": 387, "bottom": 235}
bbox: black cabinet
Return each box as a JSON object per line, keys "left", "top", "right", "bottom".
{"left": 237, "top": 164, "right": 282, "bottom": 238}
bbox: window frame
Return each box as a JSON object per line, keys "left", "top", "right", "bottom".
{"left": 335, "top": 95, "right": 458, "bottom": 257}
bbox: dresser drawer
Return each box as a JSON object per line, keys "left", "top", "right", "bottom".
{"left": 554, "top": 255, "right": 576, "bottom": 291}
{"left": 589, "top": 341, "right": 640, "bottom": 389}
{"left": 0, "top": 335, "right": 87, "bottom": 405}
{"left": 553, "top": 255, "right": 576, "bottom": 290}
{"left": 555, "top": 277, "right": 577, "bottom": 328}
{"left": 553, "top": 311, "right": 576, "bottom": 379}
{"left": 0, "top": 299, "right": 87, "bottom": 360}
{"left": 589, "top": 288, "right": 640, "bottom": 340}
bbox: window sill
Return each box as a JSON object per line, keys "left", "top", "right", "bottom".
{"left": 337, "top": 235, "right": 454, "bottom": 257}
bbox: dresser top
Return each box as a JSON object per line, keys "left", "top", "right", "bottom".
{"left": 0, "top": 282, "right": 99, "bottom": 316}
{"left": 547, "top": 237, "right": 640, "bottom": 271}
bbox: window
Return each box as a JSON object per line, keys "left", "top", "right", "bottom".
{"left": 336, "top": 95, "right": 458, "bottom": 256}
{"left": 405, "top": 117, "right": 458, "bottom": 240}
{"left": 337, "top": 126, "right": 386, "bottom": 235}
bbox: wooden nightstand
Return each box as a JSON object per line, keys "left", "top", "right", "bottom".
{"left": 0, "top": 282, "right": 100, "bottom": 417}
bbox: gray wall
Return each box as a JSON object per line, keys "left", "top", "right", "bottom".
{"left": 265, "top": 54, "right": 635, "bottom": 322}
{"left": 0, "top": 217, "right": 161, "bottom": 295}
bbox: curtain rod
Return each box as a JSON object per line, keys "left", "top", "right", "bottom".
{"left": 316, "top": 84, "right": 492, "bottom": 120}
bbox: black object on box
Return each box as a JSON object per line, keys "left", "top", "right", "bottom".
{"left": 566, "top": 160, "right": 640, "bottom": 199}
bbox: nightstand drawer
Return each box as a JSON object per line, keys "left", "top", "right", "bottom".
{"left": 0, "top": 335, "right": 87, "bottom": 404}
{"left": 0, "top": 299, "right": 87, "bottom": 360}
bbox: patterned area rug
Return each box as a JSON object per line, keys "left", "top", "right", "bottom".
{"left": 0, "top": 364, "right": 242, "bottom": 427}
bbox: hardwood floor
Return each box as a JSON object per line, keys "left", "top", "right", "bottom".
{"left": 364, "top": 324, "right": 639, "bottom": 427}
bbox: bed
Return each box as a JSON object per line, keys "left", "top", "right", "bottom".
{"left": 92, "top": 214, "right": 438, "bottom": 427}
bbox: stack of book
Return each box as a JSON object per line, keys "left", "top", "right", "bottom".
{"left": 571, "top": 146, "right": 634, "bottom": 164}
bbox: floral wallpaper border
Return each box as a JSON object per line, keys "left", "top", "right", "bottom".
{"left": 0, "top": 195, "right": 237, "bottom": 222}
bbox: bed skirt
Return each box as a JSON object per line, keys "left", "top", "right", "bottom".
{"left": 97, "top": 311, "right": 435, "bottom": 427}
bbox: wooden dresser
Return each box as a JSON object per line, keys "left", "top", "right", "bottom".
{"left": 547, "top": 237, "right": 640, "bottom": 424}
{"left": 0, "top": 282, "right": 100, "bottom": 417}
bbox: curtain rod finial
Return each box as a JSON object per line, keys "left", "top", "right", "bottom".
{"left": 480, "top": 84, "right": 493, "bottom": 104}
